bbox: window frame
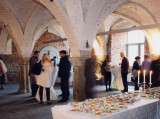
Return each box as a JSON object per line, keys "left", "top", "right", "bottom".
{"left": 126, "top": 31, "right": 145, "bottom": 66}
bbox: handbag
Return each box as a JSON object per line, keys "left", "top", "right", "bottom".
{"left": 131, "top": 70, "right": 138, "bottom": 82}
{"left": 31, "top": 61, "right": 42, "bottom": 75}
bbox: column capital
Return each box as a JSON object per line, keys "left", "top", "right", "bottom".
{"left": 69, "top": 57, "right": 90, "bottom": 67}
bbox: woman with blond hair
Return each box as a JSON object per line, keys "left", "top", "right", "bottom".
{"left": 36, "top": 53, "right": 56, "bottom": 104}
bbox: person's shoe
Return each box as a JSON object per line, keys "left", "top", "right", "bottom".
{"left": 47, "top": 101, "right": 52, "bottom": 105}
{"left": 0, "top": 87, "right": 4, "bottom": 90}
{"left": 121, "top": 90, "right": 125, "bottom": 93}
{"left": 58, "top": 99, "right": 68, "bottom": 103}
{"left": 109, "top": 88, "right": 112, "bottom": 91}
{"left": 67, "top": 97, "right": 69, "bottom": 100}
{"left": 39, "top": 101, "right": 44, "bottom": 104}
{"left": 59, "top": 94, "right": 63, "bottom": 97}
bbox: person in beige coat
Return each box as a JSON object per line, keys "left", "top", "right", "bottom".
{"left": 0, "top": 57, "right": 7, "bottom": 90}
{"left": 36, "top": 54, "right": 56, "bottom": 104}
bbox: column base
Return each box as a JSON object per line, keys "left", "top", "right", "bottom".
{"left": 17, "top": 87, "right": 26, "bottom": 94}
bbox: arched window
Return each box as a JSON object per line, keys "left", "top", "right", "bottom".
{"left": 126, "top": 30, "right": 145, "bottom": 66}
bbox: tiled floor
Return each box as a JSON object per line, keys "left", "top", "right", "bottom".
{"left": 0, "top": 84, "right": 134, "bottom": 119}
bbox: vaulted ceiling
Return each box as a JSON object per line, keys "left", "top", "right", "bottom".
{"left": 113, "top": 0, "right": 160, "bottom": 26}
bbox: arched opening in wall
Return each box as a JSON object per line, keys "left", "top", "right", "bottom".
{"left": 0, "top": 27, "right": 20, "bottom": 84}
{"left": 32, "top": 30, "right": 74, "bottom": 93}
{"left": 33, "top": 31, "right": 69, "bottom": 55}
{"left": 89, "top": 0, "right": 160, "bottom": 96}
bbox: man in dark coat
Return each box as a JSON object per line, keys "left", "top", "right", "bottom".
{"left": 29, "top": 50, "right": 39, "bottom": 97}
{"left": 58, "top": 50, "right": 71, "bottom": 103}
{"left": 150, "top": 55, "right": 160, "bottom": 87}
{"left": 120, "top": 52, "right": 129, "bottom": 92}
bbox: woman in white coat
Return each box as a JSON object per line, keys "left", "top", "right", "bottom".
{"left": 36, "top": 53, "right": 55, "bottom": 104}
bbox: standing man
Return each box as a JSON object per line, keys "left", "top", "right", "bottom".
{"left": 141, "top": 55, "right": 151, "bottom": 86}
{"left": 29, "top": 50, "right": 39, "bottom": 97}
{"left": 151, "top": 55, "right": 160, "bottom": 87}
{"left": 120, "top": 52, "right": 129, "bottom": 92}
{"left": 58, "top": 50, "right": 71, "bottom": 103}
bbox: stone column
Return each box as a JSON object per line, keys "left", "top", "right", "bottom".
{"left": 17, "top": 58, "right": 31, "bottom": 94}
{"left": 70, "top": 57, "right": 89, "bottom": 102}
{"left": 26, "top": 58, "right": 31, "bottom": 93}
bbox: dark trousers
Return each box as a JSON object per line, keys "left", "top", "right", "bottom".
{"left": 61, "top": 76, "right": 70, "bottom": 99}
{"left": 31, "top": 84, "right": 38, "bottom": 97}
{"left": 0, "top": 74, "right": 5, "bottom": 85}
{"left": 122, "top": 73, "right": 128, "bottom": 92}
{"left": 104, "top": 72, "right": 111, "bottom": 90}
{"left": 135, "top": 77, "right": 139, "bottom": 90}
{"left": 39, "top": 86, "right": 50, "bottom": 101}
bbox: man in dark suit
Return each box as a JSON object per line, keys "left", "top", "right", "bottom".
{"left": 151, "top": 55, "right": 160, "bottom": 87}
{"left": 29, "top": 50, "right": 39, "bottom": 97}
{"left": 120, "top": 52, "right": 129, "bottom": 92}
{"left": 58, "top": 50, "right": 71, "bottom": 103}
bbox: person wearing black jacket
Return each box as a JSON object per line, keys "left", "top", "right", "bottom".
{"left": 29, "top": 50, "right": 39, "bottom": 97}
{"left": 132, "top": 56, "right": 141, "bottom": 90}
{"left": 101, "top": 55, "right": 112, "bottom": 91}
{"left": 150, "top": 55, "right": 160, "bottom": 87}
{"left": 120, "top": 52, "right": 129, "bottom": 92}
{"left": 58, "top": 50, "right": 71, "bottom": 103}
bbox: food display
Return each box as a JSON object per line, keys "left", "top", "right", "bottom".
{"left": 69, "top": 87, "right": 160, "bottom": 117}
{"left": 70, "top": 92, "right": 141, "bottom": 116}
{"left": 141, "top": 87, "right": 160, "bottom": 99}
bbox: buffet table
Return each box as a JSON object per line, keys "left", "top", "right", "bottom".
{"left": 51, "top": 99, "right": 160, "bottom": 119}
{"left": 52, "top": 88, "right": 160, "bottom": 119}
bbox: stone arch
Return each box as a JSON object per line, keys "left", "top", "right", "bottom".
{"left": 32, "top": 19, "right": 66, "bottom": 52}
{"left": 124, "top": 2, "right": 157, "bottom": 23}
{"left": 32, "top": 31, "right": 68, "bottom": 56}
{"left": 22, "top": 5, "right": 53, "bottom": 57}
{"left": 0, "top": 1, "right": 23, "bottom": 58}
{"left": 0, "top": 23, "right": 22, "bottom": 58}
{"left": 36, "top": 0, "right": 81, "bottom": 57}
{"left": 5, "top": 37, "right": 12, "bottom": 54}
{"left": 112, "top": 12, "right": 142, "bottom": 25}
{"left": 84, "top": 0, "right": 130, "bottom": 50}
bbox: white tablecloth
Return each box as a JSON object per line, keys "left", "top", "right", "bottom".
{"left": 111, "top": 67, "right": 124, "bottom": 91}
{"left": 51, "top": 99, "right": 160, "bottom": 119}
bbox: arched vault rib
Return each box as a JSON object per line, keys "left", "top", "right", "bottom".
{"left": 113, "top": 11, "right": 142, "bottom": 26}
{"left": 124, "top": 2, "right": 157, "bottom": 23}
{"left": 0, "top": 0, "right": 24, "bottom": 33}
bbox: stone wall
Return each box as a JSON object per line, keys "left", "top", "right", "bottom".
{"left": 106, "top": 20, "right": 150, "bottom": 65}
{"left": 111, "top": 33, "right": 127, "bottom": 65}
{"left": 107, "top": 34, "right": 150, "bottom": 66}
{"left": 0, "top": 43, "right": 20, "bottom": 84}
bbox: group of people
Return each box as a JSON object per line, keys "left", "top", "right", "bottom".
{"left": 29, "top": 50, "right": 71, "bottom": 104}
{"left": 101, "top": 52, "right": 129, "bottom": 92}
{"left": 101, "top": 52, "right": 160, "bottom": 92}
{"left": 133, "top": 55, "right": 160, "bottom": 90}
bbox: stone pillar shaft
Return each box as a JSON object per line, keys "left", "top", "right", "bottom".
{"left": 17, "top": 58, "right": 31, "bottom": 94}
{"left": 70, "top": 57, "right": 89, "bottom": 102}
